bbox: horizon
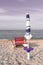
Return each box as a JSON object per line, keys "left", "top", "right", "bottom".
{"left": 0, "top": 29, "right": 43, "bottom": 30}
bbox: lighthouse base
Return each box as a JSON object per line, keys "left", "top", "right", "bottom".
{"left": 27, "top": 53, "right": 30, "bottom": 60}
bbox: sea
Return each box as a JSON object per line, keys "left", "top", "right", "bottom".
{"left": 0, "top": 30, "right": 43, "bottom": 39}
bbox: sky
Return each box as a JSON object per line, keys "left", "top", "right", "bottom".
{"left": 0, "top": 0, "right": 43, "bottom": 30}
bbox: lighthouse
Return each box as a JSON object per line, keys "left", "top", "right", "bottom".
{"left": 24, "top": 13, "right": 32, "bottom": 40}
{"left": 23, "top": 13, "right": 32, "bottom": 60}
{"left": 23, "top": 13, "right": 32, "bottom": 47}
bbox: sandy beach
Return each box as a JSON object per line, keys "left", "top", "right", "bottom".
{"left": 0, "top": 39, "right": 43, "bottom": 65}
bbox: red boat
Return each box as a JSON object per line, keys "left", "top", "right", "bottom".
{"left": 12, "top": 37, "right": 25, "bottom": 45}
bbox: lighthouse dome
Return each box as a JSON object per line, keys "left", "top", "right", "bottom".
{"left": 26, "top": 13, "right": 30, "bottom": 18}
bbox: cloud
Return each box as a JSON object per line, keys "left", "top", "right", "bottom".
{"left": 0, "top": 8, "right": 43, "bottom": 30}
{"left": 17, "top": 0, "right": 25, "bottom": 2}
{"left": 0, "top": 8, "right": 7, "bottom": 13}
{"left": 0, "top": 15, "right": 25, "bottom": 21}
{"left": 30, "top": 9, "right": 43, "bottom": 29}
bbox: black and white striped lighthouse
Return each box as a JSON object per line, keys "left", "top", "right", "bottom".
{"left": 24, "top": 13, "right": 32, "bottom": 40}
{"left": 23, "top": 13, "right": 32, "bottom": 60}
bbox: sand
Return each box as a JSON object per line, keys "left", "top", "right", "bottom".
{"left": 0, "top": 39, "right": 43, "bottom": 65}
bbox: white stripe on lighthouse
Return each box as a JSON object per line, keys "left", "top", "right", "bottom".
{"left": 26, "top": 21, "right": 30, "bottom": 27}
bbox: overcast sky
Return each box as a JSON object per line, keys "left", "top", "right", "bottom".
{"left": 0, "top": 0, "right": 43, "bottom": 30}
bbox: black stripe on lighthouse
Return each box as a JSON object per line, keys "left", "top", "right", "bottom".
{"left": 26, "top": 14, "right": 30, "bottom": 18}
{"left": 26, "top": 28, "right": 31, "bottom": 33}
{"left": 26, "top": 26, "right": 31, "bottom": 34}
